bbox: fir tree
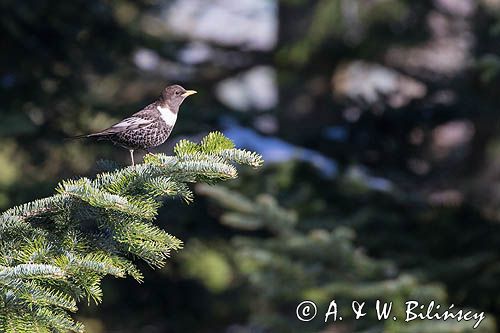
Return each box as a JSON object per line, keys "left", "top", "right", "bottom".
{"left": 196, "top": 184, "right": 496, "bottom": 333}
{"left": 0, "top": 132, "right": 263, "bottom": 333}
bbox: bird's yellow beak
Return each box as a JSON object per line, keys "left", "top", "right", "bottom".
{"left": 182, "top": 90, "right": 197, "bottom": 97}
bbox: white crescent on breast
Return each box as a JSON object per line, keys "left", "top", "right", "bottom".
{"left": 157, "top": 106, "right": 178, "bottom": 127}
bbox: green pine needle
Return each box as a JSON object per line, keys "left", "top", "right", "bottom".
{"left": 200, "top": 131, "right": 235, "bottom": 153}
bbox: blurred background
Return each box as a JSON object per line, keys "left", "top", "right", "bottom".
{"left": 2, "top": 0, "right": 500, "bottom": 332}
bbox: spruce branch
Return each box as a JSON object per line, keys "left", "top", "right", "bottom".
{"left": 197, "top": 184, "right": 295, "bottom": 233}
{"left": 0, "top": 264, "right": 65, "bottom": 282}
{"left": 0, "top": 132, "right": 263, "bottom": 333}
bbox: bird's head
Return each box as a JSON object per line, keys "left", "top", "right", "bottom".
{"left": 162, "top": 84, "right": 197, "bottom": 111}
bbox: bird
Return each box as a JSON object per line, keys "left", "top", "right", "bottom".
{"left": 78, "top": 85, "right": 196, "bottom": 165}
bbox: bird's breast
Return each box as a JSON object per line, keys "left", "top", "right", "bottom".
{"left": 156, "top": 106, "right": 178, "bottom": 127}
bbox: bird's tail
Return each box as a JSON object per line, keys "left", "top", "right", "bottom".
{"left": 67, "top": 132, "right": 104, "bottom": 140}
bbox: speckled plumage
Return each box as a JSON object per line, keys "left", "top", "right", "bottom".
{"left": 82, "top": 85, "right": 196, "bottom": 165}
{"left": 95, "top": 101, "right": 174, "bottom": 150}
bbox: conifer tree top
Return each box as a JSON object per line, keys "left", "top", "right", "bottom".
{"left": 0, "top": 132, "right": 263, "bottom": 333}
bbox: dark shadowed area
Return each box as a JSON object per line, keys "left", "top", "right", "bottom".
{"left": 2, "top": 0, "right": 500, "bottom": 332}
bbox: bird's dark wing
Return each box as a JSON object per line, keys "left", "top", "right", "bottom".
{"left": 130, "top": 101, "right": 160, "bottom": 119}
{"left": 88, "top": 115, "right": 155, "bottom": 137}
{"left": 79, "top": 101, "right": 161, "bottom": 138}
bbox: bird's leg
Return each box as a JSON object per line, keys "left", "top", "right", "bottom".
{"left": 129, "top": 149, "right": 135, "bottom": 166}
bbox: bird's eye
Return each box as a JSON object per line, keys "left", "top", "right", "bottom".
{"left": 176, "top": 91, "right": 181, "bottom": 95}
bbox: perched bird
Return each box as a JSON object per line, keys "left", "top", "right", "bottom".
{"left": 79, "top": 85, "right": 196, "bottom": 165}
